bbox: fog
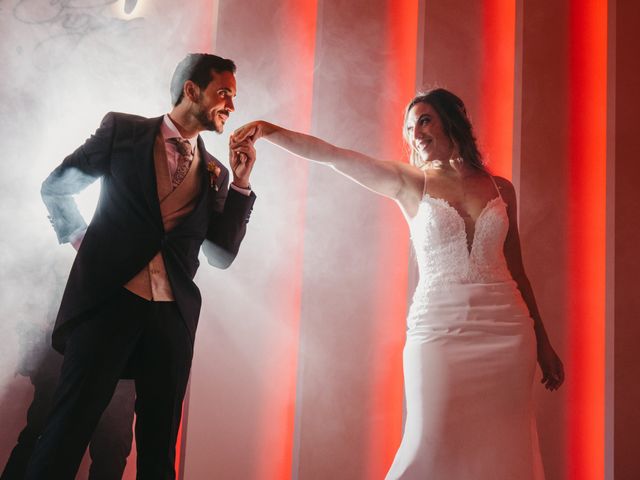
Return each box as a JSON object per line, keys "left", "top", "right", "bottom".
{"left": 0, "top": 0, "right": 228, "bottom": 476}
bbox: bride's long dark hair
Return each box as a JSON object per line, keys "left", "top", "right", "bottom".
{"left": 403, "top": 89, "right": 485, "bottom": 171}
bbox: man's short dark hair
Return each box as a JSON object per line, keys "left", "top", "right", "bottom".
{"left": 170, "top": 53, "right": 236, "bottom": 106}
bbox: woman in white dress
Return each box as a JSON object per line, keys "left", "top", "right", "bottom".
{"left": 232, "top": 88, "right": 564, "bottom": 479}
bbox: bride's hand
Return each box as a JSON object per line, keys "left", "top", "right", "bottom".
{"left": 537, "top": 339, "right": 564, "bottom": 391}
{"left": 231, "top": 121, "right": 271, "bottom": 147}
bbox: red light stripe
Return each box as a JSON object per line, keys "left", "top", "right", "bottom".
{"left": 175, "top": 408, "right": 184, "bottom": 477}
{"left": 480, "top": 0, "right": 516, "bottom": 180}
{"left": 567, "top": 0, "right": 607, "bottom": 478}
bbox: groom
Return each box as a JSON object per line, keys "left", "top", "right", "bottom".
{"left": 26, "top": 53, "right": 257, "bottom": 479}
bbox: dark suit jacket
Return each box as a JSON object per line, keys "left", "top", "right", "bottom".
{"left": 42, "top": 112, "right": 256, "bottom": 353}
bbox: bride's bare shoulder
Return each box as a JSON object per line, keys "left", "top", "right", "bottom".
{"left": 396, "top": 164, "right": 427, "bottom": 218}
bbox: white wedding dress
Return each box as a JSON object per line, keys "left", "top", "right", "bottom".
{"left": 386, "top": 176, "right": 544, "bottom": 479}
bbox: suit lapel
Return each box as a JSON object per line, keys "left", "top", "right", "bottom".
{"left": 132, "top": 116, "right": 164, "bottom": 227}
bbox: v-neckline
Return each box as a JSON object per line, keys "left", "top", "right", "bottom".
{"left": 421, "top": 193, "right": 504, "bottom": 255}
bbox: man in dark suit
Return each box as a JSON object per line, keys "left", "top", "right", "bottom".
{"left": 25, "top": 53, "right": 257, "bottom": 479}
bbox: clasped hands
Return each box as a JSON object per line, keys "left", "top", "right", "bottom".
{"left": 228, "top": 120, "right": 275, "bottom": 189}
{"left": 229, "top": 123, "right": 261, "bottom": 189}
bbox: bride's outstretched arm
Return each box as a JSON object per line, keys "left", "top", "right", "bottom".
{"left": 232, "top": 121, "right": 421, "bottom": 204}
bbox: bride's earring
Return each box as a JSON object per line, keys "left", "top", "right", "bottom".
{"left": 450, "top": 143, "right": 463, "bottom": 164}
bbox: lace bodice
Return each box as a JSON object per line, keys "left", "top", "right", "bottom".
{"left": 408, "top": 192, "right": 513, "bottom": 299}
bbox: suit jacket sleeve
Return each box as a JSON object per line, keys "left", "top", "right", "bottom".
{"left": 201, "top": 164, "right": 256, "bottom": 269}
{"left": 41, "top": 113, "right": 115, "bottom": 243}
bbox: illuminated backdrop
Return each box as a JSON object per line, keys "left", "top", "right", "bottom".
{"left": 0, "top": 0, "right": 634, "bottom": 479}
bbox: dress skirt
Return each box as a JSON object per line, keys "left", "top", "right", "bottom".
{"left": 386, "top": 281, "right": 545, "bottom": 480}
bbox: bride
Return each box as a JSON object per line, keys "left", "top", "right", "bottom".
{"left": 232, "top": 88, "right": 564, "bottom": 479}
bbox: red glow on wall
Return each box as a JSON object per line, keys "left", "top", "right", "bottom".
{"left": 567, "top": 0, "right": 607, "bottom": 478}
{"left": 365, "top": 0, "right": 418, "bottom": 477}
{"left": 480, "top": 0, "right": 516, "bottom": 180}
{"left": 175, "top": 409, "right": 184, "bottom": 476}
{"left": 254, "top": 1, "right": 317, "bottom": 479}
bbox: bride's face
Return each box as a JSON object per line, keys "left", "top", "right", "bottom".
{"left": 405, "top": 102, "right": 455, "bottom": 164}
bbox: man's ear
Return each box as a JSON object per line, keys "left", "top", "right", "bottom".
{"left": 183, "top": 80, "right": 200, "bottom": 103}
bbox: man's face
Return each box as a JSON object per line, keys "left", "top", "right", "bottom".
{"left": 192, "top": 70, "right": 237, "bottom": 133}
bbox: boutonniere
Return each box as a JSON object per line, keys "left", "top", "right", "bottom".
{"left": 206, "top": 160, "right": 222, "bottom": 191}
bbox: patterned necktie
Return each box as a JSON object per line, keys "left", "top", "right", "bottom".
{"left": 169, "top": 137, "right": 194, "bottom": 189}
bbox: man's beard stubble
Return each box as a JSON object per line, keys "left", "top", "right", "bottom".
{"left": 194, "top": 108, "right": 221, "bottom": 134}
{"left": 194, "top": 91, "right": 223, "bottom": 133}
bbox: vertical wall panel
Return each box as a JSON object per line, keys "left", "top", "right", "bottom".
{"left": 364, "top": 1, "right": 419, "bottom": 477}
{"left": 518, "top": 1, "right": 571, "bottom": 479}
{"left": 567, "top": 0, "right": 608, "bottom": 478}
{"left": 249, "top": 3, "right": 318, "bottom": 478}
{"left": 293, "top": 0, "right": 414, "bottom": 477}
{"left": 421, "top": 0, "right": 484, "bottom": 121}
{"left": 184, "top": 0, "right": 315, "bottom": 478}
{"left": 613, "top": 1, "right": 640, "bottom": 479}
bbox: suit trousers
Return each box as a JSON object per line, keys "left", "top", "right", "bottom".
{"left": 1, "top": 366, "right": 134, "bottom": 480}
{"left": 25, "top": 288, "right": 194, "bottom": 480}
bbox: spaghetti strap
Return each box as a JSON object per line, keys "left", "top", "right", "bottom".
{"left": 422, "top": 169, "right": 428, "bottom": 198}
{"left": 487, "top": 174, "right": 503, "bottom": 200}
